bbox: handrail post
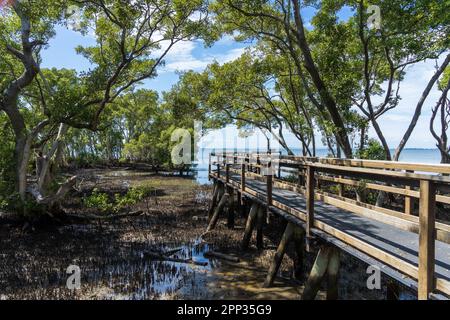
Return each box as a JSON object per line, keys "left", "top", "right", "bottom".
{"left": 217, "top": 162, "right": 220, "bottom": 179}
{"left": 226, "top": 163, "right": 230, "bottom": 184}
{"left": 208, "top": 154, "right": 211, "bottom": 181}
{"left": 241, "top": 162, "right": 246, "bottom": 193}
{"left": 267, "top": 161, "right": 273, "bottom": 206}
{"left": 418, "top": 179, "right": 436, "bottom": 300}
{"left": 338, "top": 175, "right": 344, "bottom": 197}
{"left": 306, "top": 165, "right": 315, "bottom": 238}
{"left": 405, "top": 170, "right": 414, "bottom": 215}
{"left": 277, "top": 151, "right": 282, "bottom": 178}
{"left": 257, "top": 155, "right": 261, "bottom": 175}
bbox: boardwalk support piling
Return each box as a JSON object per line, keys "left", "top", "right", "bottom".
{"left": 227, "top": 188, "right": 235, "bottom": 229}
{"left": 302, "top": 245, "right": 340, "bottom": 300}
{"left": 302, "top": 245, "right": 331, "bottom": 300}
{"left": 264, "top": 223, "right": 295, "bottom": 287}
{"left": 264, "top": 223, "right": 305, "bottom": 287}
{"left": 207, "top": 182, "right": 219, "bottom": 220}
{"left": 209, "top": 182, "right": 224, "bottom": 221}
{"left": 207, "top": 192, "right": 229, "bottom": 232}
{"left": 293, "top": 227, "right": 305, "bottom": 280}
{"left": 256, "top": 205, "right": 266, "bottom": 250}
{"left": 326, "top": 248, "right": 340, "bottom": 300}
{"left": 242, "top": 203, "right": 259, "bottom": 250}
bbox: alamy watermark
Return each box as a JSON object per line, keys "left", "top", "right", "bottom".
{"left": 367, "top": 5, "right": 381, "bottom": 31}
{"left": 366, "top": 265, "right": 381, "bottom": 290}
{"left": 170, "top": 121, "right": 281, "bottom": 176}
{"left": 66, "top": 265, "right": 81, "bottom": 290}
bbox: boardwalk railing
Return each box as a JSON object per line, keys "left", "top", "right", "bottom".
{"left": 209, "top": 152, "right": 450, "bottom": 300}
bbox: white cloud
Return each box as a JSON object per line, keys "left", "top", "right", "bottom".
{"left": 161, "top": 40, "right": 247, "bottom": 73}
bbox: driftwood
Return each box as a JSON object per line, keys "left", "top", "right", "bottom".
{"left": 67, "top": 210, "right": 143, "bottom": 220}
{"left": 204, "top": 251, "right": 240, "bottom": 263}
{"left": 163, "top": 248, "right": 184, "bottom": 257}
{"left": 143, "top": 252, "right": 208, "bottom": 267}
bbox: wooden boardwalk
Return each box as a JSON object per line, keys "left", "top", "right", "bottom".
{"left": 207, "top": 153, "right": 450, "bottom": 300}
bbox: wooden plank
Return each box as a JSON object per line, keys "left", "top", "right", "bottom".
{"left": 418, "top": 180, "right": 436, "bottom": 300}
{"left": 318, "top": 175, "right": 420, "bottom": 198}
{"left": 314, "top": 191, "right": 450, "bottom": 244}
{"left": 314, "top": 219, "right": 419, "bottom": 280}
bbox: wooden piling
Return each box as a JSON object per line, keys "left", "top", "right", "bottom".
{"left": 386, "top": 281, "right": 400, "bottom": 300}
{"left": 263, "top": 223, "right": 295, "bottom": 287}
{"left": 206, "top": 192, "right": 229, "bottom": 232}
{"left": 241, "top": 203, "right": 259, "bottom": 250}
{"left": 326, "top": 247, "right": 340, "bottom": 300}
{"left": 207, "top": 183, "right": 219, "bottom": 221}
{"left": 227, "top": 188, "right": 235, "bottom": 229}
{"left": 302, "top": 245, "right": 332, "bottom": 300}
{"left": 293, "top": 227, "right": 305, "bottom": 280}
{"left": 256, "top": 205, "right": 266, "bottom": 250}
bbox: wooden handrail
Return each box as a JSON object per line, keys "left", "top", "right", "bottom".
{"left": 208, "top": 152, "right": 450, "bottom": 299}
{"left": 213, "top": 152, "right": 450, "bottom": 175}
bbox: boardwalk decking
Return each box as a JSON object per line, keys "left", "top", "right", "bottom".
{"left": 208, "top": 153, "right": 450, "bottom": 300}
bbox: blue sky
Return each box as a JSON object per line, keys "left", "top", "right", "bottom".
{"left": 40, "top": 7, "right": 444, "bottom": 151}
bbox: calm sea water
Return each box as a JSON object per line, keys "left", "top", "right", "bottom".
{"left": 194, "top": 148, "right": 442, "bottom": 185}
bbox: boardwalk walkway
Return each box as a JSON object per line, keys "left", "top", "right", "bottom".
{"left": 208, "top": 153, "right": 450, "bottom": 300}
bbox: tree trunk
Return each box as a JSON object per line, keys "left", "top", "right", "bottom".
{"left": 394, "top": 54, "right": 450, "bottom": 161}
{"left": 291, "top": 1, "right": 353, "bottom": 158}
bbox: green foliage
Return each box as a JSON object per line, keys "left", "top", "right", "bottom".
{"left": 83, "top": 188, "right": 113, "bottom": 212}
{"left": 83, "top": 185, "right": 154, "bottom": 213}
{"left": 114, "top": 185, "right": 153, "bottom": 209}
{"left": 356, "top": 139, "right": 386, "bottom": 161}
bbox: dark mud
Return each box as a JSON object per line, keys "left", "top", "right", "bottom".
{"left": 0, "top": 168, "right": 415, "bottom": 300}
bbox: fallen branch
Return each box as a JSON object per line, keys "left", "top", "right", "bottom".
{"left": 143, "top": 252, "right": 208, "bottom": 267}
{"left": 28, "top": 176, "right": 77, "bottom": 205}
{"left": 66, "top": 210, "right": 143, "bottom": 220}
{"left": 204, "top": 251, "right": 240, "bottom": 263}
{"left": 162, "top": 248, "right": 184, "bottom": 257}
